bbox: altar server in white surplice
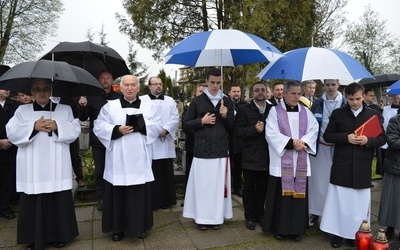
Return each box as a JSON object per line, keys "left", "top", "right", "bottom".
{"left": 308, "top": 79, "right": 346, "bottom": 227}
{"left": 6, "top": 79, "right": 81, "bottom": 249}
{"left": 262, "top": 81, "right": 318, "bottom": 242}
{"left": 140, "top": 76, "right": 179, "bottom": 210}
{"left": 94, "top": 75, "right": 162, "bottom": 241}
{"left": 183, "top": 68, "right": 234, "bottom": 230}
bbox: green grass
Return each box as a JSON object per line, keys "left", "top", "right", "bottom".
{"left": 372, "top": 157, "right": 383, "bottom": 180}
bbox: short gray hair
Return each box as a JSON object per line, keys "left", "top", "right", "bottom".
{"left": 120, "top": 75, "right": 140, "bottom": 86}
{"left": 283, "top": 81, "right": 301, "bottom": 92}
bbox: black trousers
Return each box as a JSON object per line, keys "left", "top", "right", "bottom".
{"left": 184, "top": 151, "right": 194, "bottom": 191}
{"left": 0, "top": 161, "right": 15, "bottom": 212}
{"left": 69, "top": 138, "right": 83, "bottom": 180}
{"left": 92, "top": 146, "right": 106, "bottom": 200}
{"left": 231, "top": 152, "right": 243, "bottom": 191}
{"left": 242, "top": 169, "right": 268, "bottom": 220}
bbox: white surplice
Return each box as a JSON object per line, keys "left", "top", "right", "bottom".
{"left": 265, "top": 102, "right": 319, "bottom": 177}
{"left": 308, "top": 94, "right": 344, "bottom": 216}
{"left": 183, "top": 157, "right": 233, "bottom": 224}
{"left": 139, "top": 95, "right": 179, "bottom": 160}
{"left": 6, "top": 104, "right": 81, "bottom": 194}
{"left": 320, "top": 184, "right": 370, "bottom": 239}
{"left": 93, "top": 99, "right": 161, "bottom": 186}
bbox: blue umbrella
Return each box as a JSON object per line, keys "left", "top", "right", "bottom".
{"left": 387, "top": 80, "right": 400, "bottom": 95}
{"left": 165, "top": 29, "right": 282, "bottom": 67}
{"left": 257, "top": 47, "right": 373, "bottom": 82}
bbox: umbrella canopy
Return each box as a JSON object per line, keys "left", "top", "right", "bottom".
{"left": 0, "top": 65, "right": 10, "bottom": 77}
{"left": 257, "top": 47, "right": 373, "bottom": 82}
{"left": 0, "top": 60, "right": 103, "bottom": 97}
{"left": 165, "top": 29, "right": 282, "bottom": 67}
{"left": 387, "top": 80, "right": 400, "bottom": 95}
{"left": 358, "top": 73, "right": 400, "bottom": 89}
{"left": 41, "top": 41, "right": 130, "bottom": 78}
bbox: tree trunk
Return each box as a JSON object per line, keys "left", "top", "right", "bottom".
{"left": 0, "top": 0, "right": 18, "bottom": 62}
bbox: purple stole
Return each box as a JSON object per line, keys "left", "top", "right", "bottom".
{"left": 276, "top": 103, "right": 308, "bottom": 198}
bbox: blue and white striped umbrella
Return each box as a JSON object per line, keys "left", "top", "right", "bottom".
{"left": 257, "top": 47, "right": 373, "bottom": 82}
{"left": 165, "top": 29, "right": 282, "bottom": 67}
{"left": 387, "top": 80, "right": 400, "bottom": 95}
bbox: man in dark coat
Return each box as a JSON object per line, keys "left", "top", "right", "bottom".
{"left": 235, "top": 81, "right": 272, "bottom": 230}
{"left": 182, "top": 68, "right": 235, "bottom": 230}
{"left": 228, "top": 84, "right": 247, "bottom": 197}
{"left": 268, "top": 82, "right": 284, "bottom": 106}
{"left": 0, "top": 88, "right": 20, "bottom": 219}
{"left": 320, "top": 83, "right": 386, "bottom": 248}
{"left": 78, "top": 70, "right": 121, "bottom": 211}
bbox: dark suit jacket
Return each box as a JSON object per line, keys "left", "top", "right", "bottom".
{"left": 229, "top": 99, "right": 248, "bottom": 154}
{"left": 235, "top": 101, "right": 272, "bottom": 171}
{"left": 268, "top": 97, "right": 277, "bottom": 106}
{"left": 323, "top": 104, "right": 386, "bottom": 189}
{"left": 0, "top": 98, "right": 20, "bottom": 163}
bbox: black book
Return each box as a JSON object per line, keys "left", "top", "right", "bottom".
{"left": 126, "top": 114, "right": 147, "bottom": 135}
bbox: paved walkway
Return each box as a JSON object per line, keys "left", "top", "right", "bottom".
{"left": 1, "top": 179, "right": 399, "bottom": 249}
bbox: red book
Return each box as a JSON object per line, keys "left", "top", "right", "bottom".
{"left": 354, "top": 114, "right": 382, "bottom": 137}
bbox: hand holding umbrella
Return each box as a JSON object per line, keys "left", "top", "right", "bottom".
{"left": 219, "top": 99, "right": 227, "bottom": 118}
{"left": 78, "top": 96, "right": 87, "bottom": 106}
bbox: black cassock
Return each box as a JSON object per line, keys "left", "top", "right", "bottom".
{"left": 17, "top": 191, "right": 79, "bottom": 249}
{"left": 262, "top": 176, "right": 309, "bottom": 236}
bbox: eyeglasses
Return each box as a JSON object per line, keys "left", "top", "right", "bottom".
{"left": 253, "top": 88, "right": 266, "bottom": 92}
{"left": 150, "top": 82, "right": 163, "bottom": 86}
{"left": 32, "top": 87, "right": 51, "bottom": 93}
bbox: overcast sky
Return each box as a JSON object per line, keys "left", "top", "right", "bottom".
{"left": 41, "top": 0, "right": 400, "bottom": 79}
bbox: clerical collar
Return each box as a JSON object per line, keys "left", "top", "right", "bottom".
{"left": 33, "top": 101, "right": 56, "bottom": 111}
{"left": 120, "top": 96, "right": 140, "bottom": 108}
{"left": 284, "top": 102, "right": 299, "bottom": 112}
{"left": 124, "top": 96, "right": 137, "bottom": 104}
{"left": 148, "top": 93, "right": 164, "bottom": 100}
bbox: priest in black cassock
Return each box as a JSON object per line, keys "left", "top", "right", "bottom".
{"left": 94, "top": 75, "right": 162, "bottom": 241}
{"left": 262, "top": 81, "right": 318, "bottom": 241}
{"left": 6, "top": 79, "right": 81, "bottom": 249}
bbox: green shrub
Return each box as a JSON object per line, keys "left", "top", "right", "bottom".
{"left": 82, "top": 149, "right": 95, "bottom": 189}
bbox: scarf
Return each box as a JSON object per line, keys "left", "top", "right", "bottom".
{"left": 204, "top": 88, "right": 223, "bottom": 107}
{"left": 276, "top": 103, "right": 308, "bottom": 198}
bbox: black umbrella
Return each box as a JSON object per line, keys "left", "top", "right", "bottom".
{"left": 0, "top": 60, "right": 103, "bottom": 97}
{"left": 0, "top": 65, "right": 10, "bottom": 77}
{"left": 358, "top": 73, "right": 400, "bottom": 89}
{"left": 41, "top": 41, "right": 130, "bottom": 78}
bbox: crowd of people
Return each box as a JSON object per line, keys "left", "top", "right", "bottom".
{"left": 1, "top": 66, "right": 400, "bottom": 249}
